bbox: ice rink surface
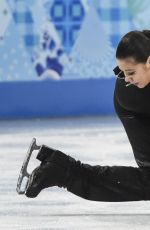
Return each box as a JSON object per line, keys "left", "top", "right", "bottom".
{"left": 0, "top": 116, "right": 150, "bottom": 230}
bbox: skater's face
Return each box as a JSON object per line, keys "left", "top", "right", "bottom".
{"left": 116, "top": 56, "right": 150, "bottom": 88}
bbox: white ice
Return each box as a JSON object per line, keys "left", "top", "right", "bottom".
{"left": 0, "top": 116, "right": 150, "bottom": 230}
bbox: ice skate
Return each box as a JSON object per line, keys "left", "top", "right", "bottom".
{"left": 25, "top": 146, "right": 72, "bottom": 198}
{"left": 16, "top": 138, "right": 70, "bottom": 197}
{"left": 16, "top": 138, "right": 41, "bottom": 195}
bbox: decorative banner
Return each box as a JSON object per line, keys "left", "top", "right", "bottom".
{"left": 0, "top": 0, "right": 150, "bottom": 82}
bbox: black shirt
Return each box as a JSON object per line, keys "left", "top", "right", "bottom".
{"left": 114, "top": 68, "right": 150, "bottom": 167}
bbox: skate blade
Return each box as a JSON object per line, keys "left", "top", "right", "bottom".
{"left": 16, "top": 138, "right": 41, "bottom": 194}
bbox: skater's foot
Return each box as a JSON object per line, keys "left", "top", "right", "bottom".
{"left": 25, "top": 165, "right": 46, "bottom": 198}
{"left": 25, "top": 147, "right": 59, "bottom": 198}
{"left": 25, "top": 147, "right": 75, "bottom": 198}
{"left": 25, "top": 160, "right": 67, "bottom": 198}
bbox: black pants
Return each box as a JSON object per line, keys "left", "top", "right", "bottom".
{"left": 66, "top": 98, "right": 150, "bottom": 202}
{"left": 67, "top": 163, "right": 150, "bottom": 202}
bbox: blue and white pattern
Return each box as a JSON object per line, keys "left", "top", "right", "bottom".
{"left": 31, "top": 21, "right": 69, "bottom": 80}
{"left": 0, "top": 20, "right": 37, "bottom": 82}
{"left": 97, "top": 0, "right": 135, "bottom": 48}
{"left": 0, "top": 0, "right": 11, "bottom": 39}
{"left": 48, "top": 0, "right": 85, "bottom": 53}
{"left": 9, "top": 0, "right": 39, "bottom": 53}
{"left": 0, "top": 0, "right": 150, "bottom": 81}
{"left": 64, "top": 5, "right": 115, "bottom": 79}
{"left": 127, "top": 0, "right": 150, "bottom": 28}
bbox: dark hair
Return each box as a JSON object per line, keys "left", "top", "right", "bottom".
{"left": 116, "top": 30, "right": 150, "bottom": 63}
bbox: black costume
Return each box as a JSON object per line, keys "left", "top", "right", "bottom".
{"left": 26, "top": 68, "right": 150, "bottom": 201}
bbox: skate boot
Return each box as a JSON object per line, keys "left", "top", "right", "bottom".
{"left": 25, "top": 145, "right": 76, "bottom": 198}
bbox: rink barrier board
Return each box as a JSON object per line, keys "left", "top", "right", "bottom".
{"left": 0, "top": 78, "right": 116, "bottom": 119}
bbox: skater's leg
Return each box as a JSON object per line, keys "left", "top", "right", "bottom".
{"left": 25, "top": 146, "right": 150, "bottom": 201}
{"left": 67, "top": 163, "right": 150, "bottom": 201}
